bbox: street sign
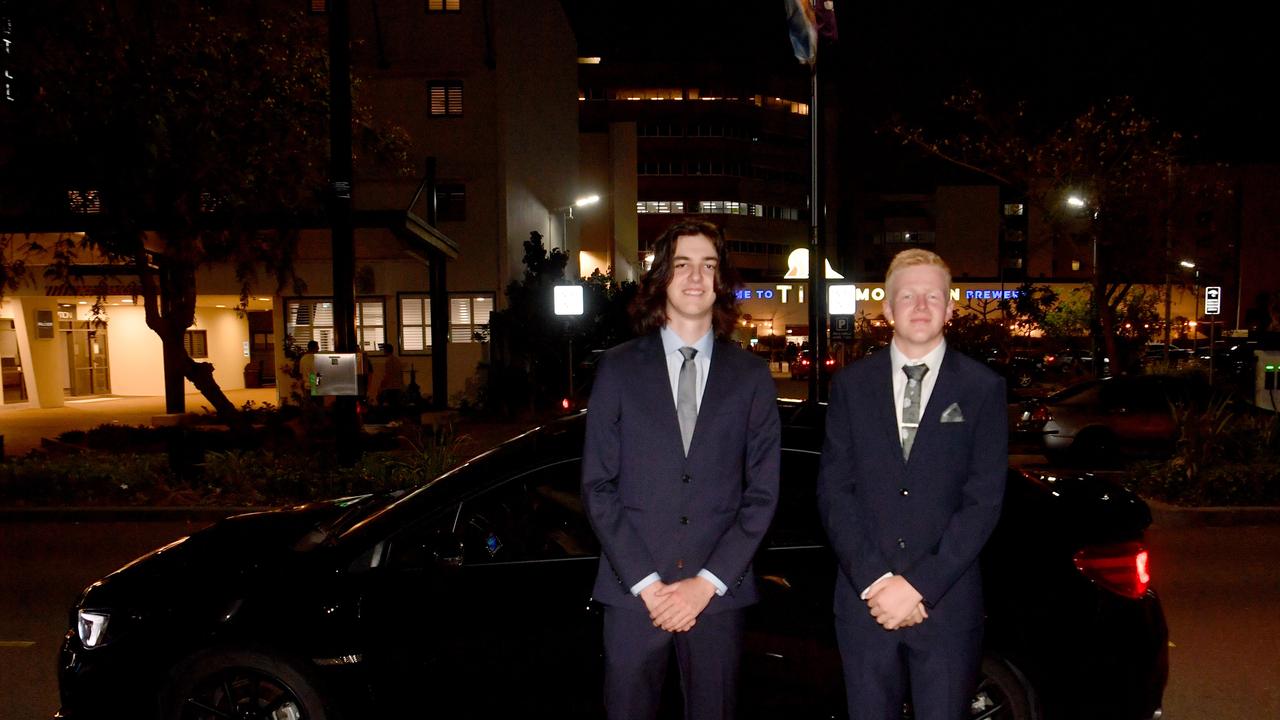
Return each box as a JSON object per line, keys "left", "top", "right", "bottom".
{"left": 1205, "top": 286, "right": 1221, "bottom": 315}
{"left": 830, "top": 315, "right": 853, "bottom": 340}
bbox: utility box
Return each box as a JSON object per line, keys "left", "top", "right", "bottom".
{"left": 1254, "top": 350, "right": 1280, "bottom": 412}
{"left": 312, "top": 353, "right": 360, "bottom": 396}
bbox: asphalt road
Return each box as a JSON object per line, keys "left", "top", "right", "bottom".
{"left": 2, "top": 519, "right": 1277, "bottom": 719}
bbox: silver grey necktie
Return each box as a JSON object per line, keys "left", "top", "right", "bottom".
{"left": 677, "top": 347, "right": 698, "bottom": 455}
{"left": 901, "top": 363, "right": 929, "bottom": 461}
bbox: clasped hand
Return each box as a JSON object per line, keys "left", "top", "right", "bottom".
{"left": 640, "top": 578, "right": 717, "bottom": 633}
{"left": 865, "top": 575, "right": 928, "bottom": 631}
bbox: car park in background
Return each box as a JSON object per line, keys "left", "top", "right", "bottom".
{"left": 1019, "top": 373, "right": 1210, "bottom": 465}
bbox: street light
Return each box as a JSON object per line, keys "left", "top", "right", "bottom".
{"left": 552, "top": 194, "right": 601, "bottom": 278}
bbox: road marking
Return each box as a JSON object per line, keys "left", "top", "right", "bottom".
{"left": 0, "top": 641, "right": 36, "bottom": 648}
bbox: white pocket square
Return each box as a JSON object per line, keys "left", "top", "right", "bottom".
{"left": 940, "top": 402, "right": 965, "bottom": 423}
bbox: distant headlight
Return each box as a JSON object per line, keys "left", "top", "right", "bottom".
{"left": 77, "top": 610, "right": 111, "bottom": 648}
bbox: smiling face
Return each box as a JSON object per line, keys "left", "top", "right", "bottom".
{"left": 664, "top": 233, "right": 719, "bottom": 328}
{"left": 883, "top": 263, "right": 953, "bottom": 357}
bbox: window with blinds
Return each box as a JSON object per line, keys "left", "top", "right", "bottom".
{"left": 449, "top": 295, "right": 494, "bottom": 343}
{"left": 399, "top": 295, "right": 433, "bottom": 353}
{"left": 427, "top": 0, "right": 461, "bottom": 12}
{"left": 183, "top": 330, "right": 208, "bottom": 359}
{"left": 428, "top": 81, "right": 463, "bottom": 117}
{"left": 286, "top": 298, "right": 385, "bottom": 353}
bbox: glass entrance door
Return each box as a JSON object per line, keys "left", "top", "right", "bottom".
{"left": 65, "top": 323, "right": 111, "bottom": 396}
{"left": 0, "top": 319, "right": 27, "bottom": 404}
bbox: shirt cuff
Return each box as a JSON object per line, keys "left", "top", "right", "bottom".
{"left": 630, "top": 572, "right": 661, "bottom": 596}
{"left": 698, "top": 569, "right": 728, "bottom": 597}
{"left": 860, "top": 572, "right": 894, "bottom": 600}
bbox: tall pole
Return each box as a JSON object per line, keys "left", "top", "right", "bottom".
{"left": 807, "top": 62, "right": 827, "bottom": 403}
{"left": 328, "top": 0, "right": 358, "bottom": 461}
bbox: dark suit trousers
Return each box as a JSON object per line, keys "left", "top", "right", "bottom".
{"left": 835, "top": 616, "right": 982, "bottom": 720}
{"left": 603, "top": 606, "right": 745, "bottom": 720}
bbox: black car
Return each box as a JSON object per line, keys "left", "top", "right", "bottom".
{"left": 57, "top": 404, "right": 1167, "bottom": 720}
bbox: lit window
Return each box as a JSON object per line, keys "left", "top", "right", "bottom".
{"left": 356, "top": 300, "right": 386, "bottom": 352}
{"left": 577, "top": 57, "right": 601, "bottom": 64}
{"left": 449, "top": 294, "right": 494, "bottom": 343}
{"left": 183, "top": 330, "right": 208, "bottom": 359}
{"left": 399, "top": 295, "right": 433, "bottom": 353}
{"left": 636, "top": 201, "right": 684, "bottom": 214}
{"left": 286, "top": 298, "right": 384, "bottom": 353}
{"left": 428, "top": 81, "right": 463, "bottom": 116}
{"left": 67, "top": 189, "right": 102, "bottom": 215}
{"left": 1071, "top": 260, "right": 1082, "bottom": 271}
{"left": 1003, "top": 203, "right": 1025, "bottom": 216}
{"left": 427, "top": 0, "right": 461, "bottom": 12}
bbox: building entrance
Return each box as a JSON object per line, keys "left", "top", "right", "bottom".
{"left": 63, "top": 321, "right": 111, "bottom": 396}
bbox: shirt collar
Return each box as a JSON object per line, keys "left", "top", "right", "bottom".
{"left": 890, "top": 337, "right": 947, "bottom": 370}
{"left": 661, "top": 326, "right": 715, "bottom": 359}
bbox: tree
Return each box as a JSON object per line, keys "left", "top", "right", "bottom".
{"left": 488, "top": 232, "right": 637, "bottom": 414}
{"left": 3, "top": 1, "right": 408, "bottom": 415}
{"left": 891, "top": 91, "right": 1221, "bottom": 374}
{"left": 998, "top": 282, "right": 1058, "bottom": 338}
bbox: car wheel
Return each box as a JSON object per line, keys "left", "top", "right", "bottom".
{"left": 968, "top": 655, "right": 1038, "bottom": 720}
{"left": 1015, "top": 371, "right": 1035, "bottom": 388}
{"left": 162, "top": 648, "right": 332, "bottom": 720}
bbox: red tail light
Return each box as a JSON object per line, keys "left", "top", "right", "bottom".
{"left": 1029, "top": 405, "right": 1052, "bottom": 423}
{"left": 1073, "top": 542, "right": 1150, "bottom": 598}
{"left": 824, "top": 358, "right": 836, "bottom": 367}
{"left": 561, "top": 398, "right": 572, "bottom": 410}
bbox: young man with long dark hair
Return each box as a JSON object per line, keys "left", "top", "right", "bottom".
{"left": 582, "top": 221, "right": 780, "bottom": 719}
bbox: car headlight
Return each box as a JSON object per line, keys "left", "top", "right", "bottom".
{"left": 77, "top": 610, "right": 111, "bottom": 648}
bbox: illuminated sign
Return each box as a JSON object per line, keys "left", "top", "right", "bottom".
{"left": 736, "top": 284, "right": 1023, "bottom": 305}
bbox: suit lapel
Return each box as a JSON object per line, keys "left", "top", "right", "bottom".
{"left": 869, "top": 350, "right": 904, "bottom": 459}
{"left": 687, "top": 339, "right": 731, "bottom": 457}
{"left": 905, "top": 347, "right": 960, "bottom": 468}
{"left": 640, "top": 333, "right": 686, "bottom": 454}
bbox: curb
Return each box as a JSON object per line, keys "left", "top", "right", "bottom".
{"left": 1146, "top": 499, "right": 1280, "bottom": 528}
{"left": 0, "top": 506, "right": 272, "bottom": 523}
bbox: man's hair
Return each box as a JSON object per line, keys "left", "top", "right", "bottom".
{"left": 631, "top": 221, "right": 741, "bottom": 338}
{"left": 885, "top": 248, "right": 952, "bottom": 295}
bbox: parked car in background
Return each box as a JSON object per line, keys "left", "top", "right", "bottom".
{"left": 1140, "top": 343, "right": 1194, "bottom": 368}
{"left": 58, "top": 404, "right": 1167, "bottom": 720}
{"left": 983, "top": 347, "right": 1046, "bottom": 388}
{"left": 790, "top": 350, "right": 838, "bottom": 380}
{"left": 1024, "top": 373, "right": 1210, "bottom": 464}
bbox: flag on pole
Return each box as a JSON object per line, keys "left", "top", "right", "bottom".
{"left": 785, "top": 0, "right": 838, "bottom": 64}
{"left": 785, "top": 0, "right": 818, "bottom": 64}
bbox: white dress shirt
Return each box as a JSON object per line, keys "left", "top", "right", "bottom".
{"left": 862, "top": 337, "right": 947, "bottom": 599}
{"left": 889, "top": 338, "right": 948, "bottom": 446}
{"left": 630, "top": 327, "right": 728, "bottom": 598}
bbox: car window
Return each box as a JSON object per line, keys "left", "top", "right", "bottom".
{"left": 1052, "top": 381, "right": 1102, "bottom": 406}
{"left": 766, "top": 449, "right": 825, "bottom": 548}
{"left": 383, "top": 459, "right": 599, "bottom": 570}
{"left": 457, "top": 459, "right": 599, "bottom": 565}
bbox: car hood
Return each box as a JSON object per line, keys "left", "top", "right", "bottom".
{"left": 77, "top": 499, "right": 360, "bottom": 612}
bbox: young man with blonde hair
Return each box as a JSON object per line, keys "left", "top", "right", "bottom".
{"left": 817, "top": 248, "right": 1007, "bottom": 719}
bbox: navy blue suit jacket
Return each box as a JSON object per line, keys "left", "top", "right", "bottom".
{"left": 582, "top": 333, "right": 781, "bottom": 613}
{"left": 816, "top": 346, "right": 1007, "bottom": 633}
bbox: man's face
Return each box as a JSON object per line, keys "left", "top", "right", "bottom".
{"left": 883, "top": 263, "right": 953, "bottom": 354}
{"left": 664, "top": 233, "right": 719, "bottom": 324}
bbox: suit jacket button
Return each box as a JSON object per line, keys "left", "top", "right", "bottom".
{"left": 897, "top": 538, "right": 907, "bottom": 549}
{"left": 900, "top": 488, "right": 910, "bottom": 496}
{"left": 680, "top": 516, "right": 690, "bottom": 525}
{"left": 676, "top": 559, "right": 685, "bottom": 570}
{"left": 682, "top": 474, "right": 691, "bottom": 483}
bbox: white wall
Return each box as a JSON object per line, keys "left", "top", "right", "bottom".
{"left": 105, "top": 306, "right": 248, "bottom": 396}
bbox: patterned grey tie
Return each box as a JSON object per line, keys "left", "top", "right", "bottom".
{"left": 901, "top": 363, "right": 929, "bottom": 461}
{"left": 677, "top": 347, "right": 698, "bottom": 455}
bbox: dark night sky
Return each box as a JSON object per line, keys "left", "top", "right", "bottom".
{"left": 564, "top": 0, "right": 1280, "bottom": 164}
